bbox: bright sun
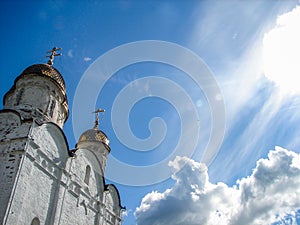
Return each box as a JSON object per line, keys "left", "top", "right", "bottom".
{"left": 263, "top": 6, "right": 300, "bottom": 94}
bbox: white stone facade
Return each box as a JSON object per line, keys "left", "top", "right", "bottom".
{"left": 0, "top": 63, "right": 123, "bottom": 225}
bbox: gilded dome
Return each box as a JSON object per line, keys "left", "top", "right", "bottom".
{"left": 20, "top": 64, "right": 66, "bottom": 93}
{"left": 77, "top": 128, "right": 110, "bottom": 152}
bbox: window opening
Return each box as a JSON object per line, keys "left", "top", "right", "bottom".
{"left": 31, "top": 217, "right": 40, "bottom": 225}
{"left": 84, "top": 165, "right": 91, "bottom": 185}
{"left": 49, "top": 100, "right": 56, "bottom": 117}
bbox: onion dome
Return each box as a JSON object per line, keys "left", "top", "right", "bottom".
{"left": 20, "top": 63, "right": 66, "bottom": 94}
{"left": 77, "top": 127, "right": 110, "bottom": 152}
{"left": 76, "top": 108, "right": 110, "bottom": 152}
{"left": 14, "top": 47, "right": 66, "bottom": 96}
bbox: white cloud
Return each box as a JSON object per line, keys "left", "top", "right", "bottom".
{"left": 122, "top": 208, "right": 131, "bottom": 218}
{"left": 67, "top": 49, "right": 73, "bottom": 58}
{"left": 263, "top": 6, "right": 300, "bottom": 95}
{"left": 135, "top": 147, "right": 300, "bottom": 225}
{"left": 84, "top": 57, "right": 92, "bottom": 62}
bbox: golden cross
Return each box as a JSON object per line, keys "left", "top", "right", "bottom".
{"left": 46, "top": 47, "right": 62, "bottom": 66}
{"left": 92, "top": 108, "right": 105, "bottom": 129}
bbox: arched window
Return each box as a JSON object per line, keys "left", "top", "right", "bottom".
{"left": 31, "top": 217, "right": 40, "bottom": 225}
{"left": 84, "top": 165, "right": 91, "bottom": 185}
{"left": 49, "top": 100, "right": 56, "bottom": 117}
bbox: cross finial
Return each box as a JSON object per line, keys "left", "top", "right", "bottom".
{"left": 92, "top": 108, "right": 105, "bottom": 129}
{"left": 46, "top": 47, "right": 62, "bottom": 66}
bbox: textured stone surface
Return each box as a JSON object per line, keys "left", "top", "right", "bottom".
{"left": 1, "top": 119, "right": 122, "bottom": 225}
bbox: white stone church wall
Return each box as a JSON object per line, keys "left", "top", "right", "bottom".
{"left": 0, "top": 111, "right": 30, "bottom": 224}
{"left": 5, "top": 153, "right": 56, "bottom": 224}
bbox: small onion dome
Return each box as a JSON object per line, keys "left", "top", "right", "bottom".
{"left": 20, "top": 64, "right": 66, "bottom": 94}
{"left": 77, "top": 128, "right": 110, "bottom": 152}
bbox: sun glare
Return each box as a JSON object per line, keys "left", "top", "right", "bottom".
{"left": 263, "top": 6, "right": 300, "bottom": 94}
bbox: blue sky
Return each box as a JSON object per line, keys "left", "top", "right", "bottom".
{"left": 1, "top": 1, "right": 300, "bottom": 224}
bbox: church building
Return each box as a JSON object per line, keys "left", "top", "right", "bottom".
{"left": 0, "top": 48, "right": 123, "bottom": 225}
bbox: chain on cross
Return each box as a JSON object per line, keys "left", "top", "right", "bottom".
{"left": 46, "top": 47, "right": 62, "bottom": 66}
{"left": 92, "top": 108, "right": 105, "bottom": 129}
